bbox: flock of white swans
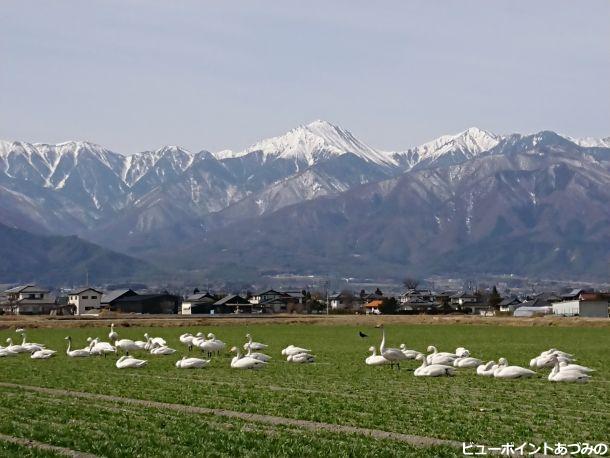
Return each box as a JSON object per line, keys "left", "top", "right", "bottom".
{"left": 365, "top": 325, "right": 594, "bottom": 382}
{"left": 0, "top": 324, "right": 595, "bottom": 382}
{"left": 0, "top": 326, "right": 313, "bottom": 370}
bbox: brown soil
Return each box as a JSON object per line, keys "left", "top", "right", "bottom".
{"left": 0, "top": 432, "right": 99, "bottom": 457}
{"left": 0, "top": 313, "right": 607, "bottom": 330}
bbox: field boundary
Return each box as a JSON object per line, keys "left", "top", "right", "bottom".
{"left": 1, "top": 314, "right": 607, "bottom": 329}
{"left": 0, "top": 432, "right": 99, "bottom": 458}
{"left": 0, "top": 382, "right": 463, "bottom": 450}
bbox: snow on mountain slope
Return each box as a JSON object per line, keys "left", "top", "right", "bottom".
{"left": 0, "top": 140, "right": 124, "bottom": 188}
{"left": 566, "top": 136, "right": 610, "bottom": 148}
{"left": 216, "top": 120, "right": 397, "bottom": 167}
{"left": 2, "top": 123, "right": 608, "bottom": 253}
{"left": 393, "top": 127, "right": 502, "bottom": 170}
{"left": 121, "top": 146, "right": 194, "bottom": 186}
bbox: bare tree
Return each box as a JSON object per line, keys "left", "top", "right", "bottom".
{"left": 403, "top": 277, "right": 420, "bottom": 290}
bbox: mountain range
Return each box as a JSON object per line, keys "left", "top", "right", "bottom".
{"left": 1, "top": 121, "right": 609, "bottom": 284}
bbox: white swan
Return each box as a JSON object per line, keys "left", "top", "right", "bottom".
{"left": 548, "top": 356, "right": 590, "bottom": 383}
{"left": 116, "top": 355, "right": 147, "bottom": 368}
{"left": 175, "top": 356, "right": 210, "bottom": 368}
{"left": 114, "top": 339, "right": 141, "bottom": 355}
{"left": 18, "top": 331, "right": 46, "bottom": 352}
{"left": 5, "top": 338, "right": 27, "bottom": 353}
{"left": 230, "top": 346, "right": 267, "bottom": 370}
{"left": 179, "top": 333, "right": 194, "bottom": 351}
{"left": 191, "top": 332, "right": 205, "bottom": 347}
{"left": 476, "top": 361, "right": 498, "bottom": 376}
{"left": 365, "top": 346, "right": 390, "bottom": 366}
{"left": 530, "top": 353, "right": 572, "bottom": 368}
{"left": 108, "top": 323, "right": 118, "bottom": 342}
{"left": 493, "top": 358, "right": 536, "bottom": 379}
{"left": 87, "top": 338, "right": 116, "bottom": 357}
{"left": 281, "top": 345, "right": 311, "bottom": 356}
{"left": 65, "top": 337, "right": 91, "bottom": 358}
{"left": 414, "top": 354, "right": 455, "bottom": 377}
{"left": 541, "top": 348, "right": 573, "bottom": 359}
{"left": 31, "top": 349, "right": 56, "bottom": 359}
{"left": 453, "top": 356, "right": 483, "bottom": 368}
{"left": 376, "top": 325, "right": 408, "bottom": 368}
{"left": 287, "top": 353, "right": 315, "bottom": 363}
{"left": 196, "top": 337, "right": 218, "bottom": 357}
{"left": 243, "top": 334, "right": 268, "bottom": 351}
{"left": 399, "top": 344, "right": 422, "bottom": 360}
{"left": 426, "top": 346, "right": 458, "bottom": 366}
{"left": 455, "top": 347, "right": 470, "bottom": 357}
{"left": 144, "top": 333, "right": 166, "bottom": 347}
{"left": 559, "top": 362, "right": 594, "bottom": 373}
{"left": 206, "top": 333, "right": 226, "bottom": 354}
{"left": 246, "top": 347, "right": 272, "bottom": 362}
{"left": 149, "top": 342, "right": 177, "bottom": 355}
{"left": 0, "top": 348, "right": 18, "bottom": 357}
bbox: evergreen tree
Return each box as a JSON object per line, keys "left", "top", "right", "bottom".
{"left": 379, "top": 297, "right": 398, "bottom": 314}
{"left": 488, "top": 286, "right": 502, "bottom": 310}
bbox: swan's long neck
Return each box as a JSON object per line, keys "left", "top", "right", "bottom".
{"left": 66, "top": 338, "right": 71, "bottom": 354}
{"left": 20, "top": 334, "right": 26, "bottom": 345}
{"left": 379, "top": 328, "right": 386, "bottom": 353}
{"left": 430, "top": 346, "right": 438, "bottom": 354}
{"left": 7, "top": 338, "right": 13, "bottom": 346}
{"left": 551, "top": 359, "right": 560, "bottom": 376}
{"left": 370, "top": 347, "right": 377, "bottom": 356}
{"left": 419, "top": 357, "right": 428, "bottom": 368}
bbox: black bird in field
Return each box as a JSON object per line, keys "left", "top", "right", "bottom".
{"left": 358, "top": 331, "right": 368, "bottom": 338}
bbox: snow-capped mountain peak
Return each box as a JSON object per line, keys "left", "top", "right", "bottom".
{"left": 235, "top": 119, "right": 397, "bottom": 167}
{"left": 415, "top": 126, "right": 501, "bottom": 160}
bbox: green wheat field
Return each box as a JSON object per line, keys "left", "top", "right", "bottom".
{"left": 0, "top": 323, "right": 608, "bottom": 457}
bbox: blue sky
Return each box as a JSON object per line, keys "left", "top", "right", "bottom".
{"left": 1, "top": 1, "right": 608, "bottom": 154}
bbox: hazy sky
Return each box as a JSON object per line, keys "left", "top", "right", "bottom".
{"left": 1, "top": 1, "right": 608, "bottom": 154}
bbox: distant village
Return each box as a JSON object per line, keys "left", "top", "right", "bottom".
{"left": 0, "top": 283, "right": 608, "bottom": 319}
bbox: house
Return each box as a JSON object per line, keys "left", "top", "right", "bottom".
{"left": 0, "top": 285, "right": 56, "bottom": 315}
{"left": 498, "top": 296, "right": 522, "bottom": 313}
{"left": 398, "top": 289, "right": 437, "bottom": 313}
{"left": 513, "top": 298, "right": 553, "bottom": 317}
{"left": 552, "top": 293, "right": 609, "bottom": 318}
{"left": 364, "top": 299, "right": 383, "bottom": 315}
{"left": 328, "top": 292, "right": 363, "bottom": 311}
{"left": 250, "top": 289, "right": 284, "bottom": 304}
{"left": 214, "top": 294, "right": 256, "bottom": 313}
{"left": 249, "top": 289, "right": 304, "bottom": 311}
{"left": 101, "top": 289, "right": 138, "bottom": 307}
{"left": 109, "top": 293, "right": 180, "bottom": 314}
{"left": 450, "top": 292, "right": 486, "bottom": 314}
{"left": 434, "top": 291, "right": 456, "bottom": 307}
{"left": 181, "top": 292, "right": 218, "bottom": 315}
{"left": 561, "top": 289, "right": 586, "bottom": 301}
{"left": 68, "top": 287, "right": 103, "bottom": 315}
{"left": 399, "top": 289, "right": 435, "bottom": 304}
{"left": 530, "top": 292, "right": 562, "bottom": 305}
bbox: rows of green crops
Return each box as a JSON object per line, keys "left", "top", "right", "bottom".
{"left": 0, "top": 323, "right": 608, "bottom": 456}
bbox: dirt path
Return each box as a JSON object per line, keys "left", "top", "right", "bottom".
{"left": 0, "top": 382, "right": 461, "bottom": 449}
{"left": 0, "top": 432, "right": 99, "bottom": 458}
